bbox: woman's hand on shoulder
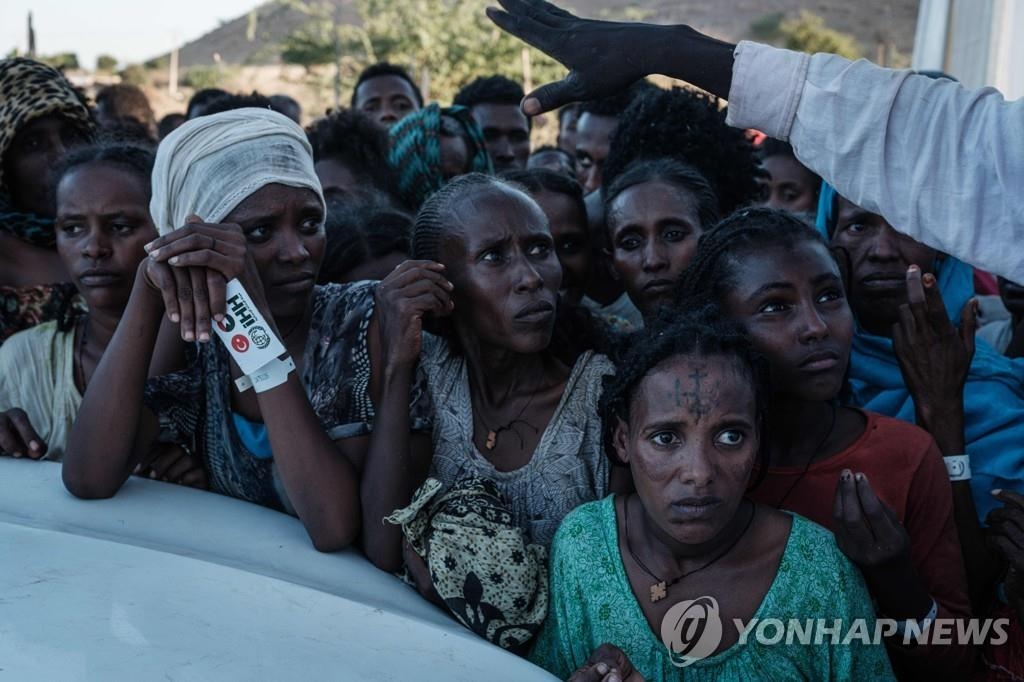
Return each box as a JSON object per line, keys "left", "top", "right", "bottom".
{"left": 569, "top": 643, "right": 645, "bottom": 682}
{"left": 0, "top": 408, "right": 46, "bottom": 459}
{"left": 375, "top": 260, "right": 454, "bottom": 371}
{"left": 143, "top": 216, "right": 259, "bottom": 343}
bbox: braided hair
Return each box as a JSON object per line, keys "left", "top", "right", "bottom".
{"left": 602, "top": 87, "right": 761, "bottom": 217}
{"left": 675, "top": 207, "right": 831, "bottom": 312}
{"left": 412, "top": 172, "right": 609, "bottom": 362}
{"left": 51, "top": 142, "right": 156, "bottom": 331}
{"left": 600, "top": 308, "right": 770, "bottom": 479}
{"left": 603, "top": 158, "right": 720, "bottom": 238}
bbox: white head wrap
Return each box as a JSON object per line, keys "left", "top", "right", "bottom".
{"left": 150, "top": 108, "right": 324, "bottom": 236}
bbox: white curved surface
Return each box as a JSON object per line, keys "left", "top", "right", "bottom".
{"left": 0, "top": 460, "right": 555, "bottom": 681}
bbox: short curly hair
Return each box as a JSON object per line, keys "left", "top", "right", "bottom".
{"left": 352, "top": 63, "right": 423, "bottom": 108}
{"left": 602, "top": 87, "right": 761, "bottom": 217}
{"left": 579, "top": 80, "right": 657, "bottom": 119}
{"left": 453, "top": 75, "right": 530, "bottom": 130}
{"left": 318, "top": 195, "right": 411, "bottom": 284}
{"left": 599, "top": 308, "right": 769, "bottom": 470}
{"left": 307, "top": 108, "right": 398, "bottom": 200}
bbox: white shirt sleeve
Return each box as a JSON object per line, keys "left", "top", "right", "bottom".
{"left": 725, "top": 41, "right": 1024, "bottom": 284}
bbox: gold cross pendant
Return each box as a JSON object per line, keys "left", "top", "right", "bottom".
{"left": 650, "top": 581, "right": 667, "bottom": 602}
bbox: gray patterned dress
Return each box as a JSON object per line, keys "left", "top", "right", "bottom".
{"left": 418, "top": 333, "right": 614, "bottom": 547}
{"left": 144, "top": 281, "right": 380, "bottom": 512}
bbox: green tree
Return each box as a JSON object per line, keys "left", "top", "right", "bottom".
{"left": 282, "top": 0, "right": 566, "bottom": 105}
{"left": 96, "top": 54, "right": 118, "bottom": 72}
{"left": 779, "top": 11, "right": 861, "bottom": 60}
{"left": 118, "top": 64, "right": 149, "bottom": 86}
{"left": 39, "top": 52, "right": 79, "bottom": 70}
{"left": 182, "top": 65, "right": 224, "bottom": 90}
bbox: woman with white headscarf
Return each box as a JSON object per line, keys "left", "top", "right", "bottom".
{"left": 63, "top": 109, "right": 373, "bottom": 551}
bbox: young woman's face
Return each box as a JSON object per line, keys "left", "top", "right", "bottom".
{"left": 531, "top": 189, "right": 591, "bottom": 304}
{"left": 439, "top": 115, "right": 471, "bottom": 180}
{"left": 723, "top": 242, "right": 853, "bottom": 402}
{"left": 614, "top": 354, "right": 759, "bottom": 546}
{"left": 757, "top": 155, "right": 818, "bottom": 215}
{"left": 440, "top": 186, "right": 562, "bottom": 355}
{"left": 224, "top": 183, "right": 326, "bottom": 320}
{"left": 55, "top": 162, "right": 157, "bottom": 313}
{"left": 4, "top": 114, "right": 88, "bottom": 217}
{"left": 608, "top": 180, "right": 704, "bottom": 320}
{"left": 831, "top": 196, "right": 938, "bottom": 337}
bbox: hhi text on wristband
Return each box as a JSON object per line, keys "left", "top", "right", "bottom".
{"left": 212, "top": 279, "right": 287, "bottom": 375}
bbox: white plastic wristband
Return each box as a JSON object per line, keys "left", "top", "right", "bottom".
{"left": 892, "top": 599, "right": 938, "bottom": 640}
{"left": 944, "top": 455, "right": 972, "bottom": 482}
{"left": 212, "top": 279, "right": 287, "bottom": 376}
{"left": 235, "top": 356, "right": 295, "bottom": 394}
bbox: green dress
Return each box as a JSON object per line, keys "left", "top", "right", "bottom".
{"left": 530, "top": 496, "right": 895, "bottom": 681}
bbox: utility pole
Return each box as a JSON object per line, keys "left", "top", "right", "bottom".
{"left": 27, "top": 12, "right": 36, "bottom": 58}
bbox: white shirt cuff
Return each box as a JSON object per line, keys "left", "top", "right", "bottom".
{"left": 725, "top": 41, "right": 811, "bottom": 140}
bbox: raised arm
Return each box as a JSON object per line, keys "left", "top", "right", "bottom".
{"left": 361, "top": 261, "right": 451, "bottom": 571}
{"left": 489, "top": 0, "right": 1024, "bottom": 282}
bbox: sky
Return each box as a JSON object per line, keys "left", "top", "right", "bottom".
{"left": 1, "top": 0, "right": 260, "bottom": 70}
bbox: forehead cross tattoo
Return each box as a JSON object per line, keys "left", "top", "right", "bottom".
{"left": 672, "top": 365, "right": 717, "bottom": 422}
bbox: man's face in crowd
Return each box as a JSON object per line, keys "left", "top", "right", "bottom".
{"left": 470, "top": 103, "right": 531, "bottom": 172}
{"left": 575, "top": 112, "right": 618, "bottom": 195}
{"left": 354, "top": 75, "right": 420, "bottom": 128}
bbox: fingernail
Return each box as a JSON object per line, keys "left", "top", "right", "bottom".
{"left": 908, "top": 265, "right": 919, "bottom": 273}
{"left": 923, "top": 274, "right": 936, "bottom": 286}
{"left": 523, "top": 98, "right": 541, "bottom": 115}
{"left": 12, "top": 452, "right": 22, "bottom": 458}
{"left": 993, "top": 489, "right": 1003, "bottom": 496}
{"left": 169, "top": 256, "right": 179, "bottom": 265}
{"left": 30, "top": 440, "right": 40, "bottom": 451}
{"left": 149, "top": 471, "right": 157, "bottom": 479}
{"left": 199, "top": 332, "right": 210, "bottom": 342}
{"left": 214, "top": 314, "right": 225, "bottom": 322}
{"left": 445, "top": 280, "right": 454, "bottom": 289}
{"left": 149, "top": 248, "right": 160, "bottom": 259}
{"left": 595, "top": 663, "right": 608, "bottom": 675}
{"left": 856, "top": 472, "right": 865, "bottom": 482}
{"left": 171, "top": 313, "right": 180, "bottom": 323}
{"left": 184, "top": 332, "right": 194, "bottom": 342}
{"left": 144, "top": 241, "right": 155, "bottom": 252}
{"left": 842, "top": 470, "right": 851, "bottom": 481}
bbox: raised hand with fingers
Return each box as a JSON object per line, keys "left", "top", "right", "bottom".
{"left": 0, "top": 408, "right": 47, "bottom": 459}
{"left": 833, "top": 470, "right": 910, "bottom": 568}
{"left": 891, "top": 265, "right": 977, "bottom": 454}
{"left": 485, "top": 0, "right": 735, "bottom": 115}
{"left": 374, "top": 260, "right": 454, "bottom": 371}
{"left": 569, "top": 644, "right": 645, "bottom": 682}
{"left": 143, "top": 216, "right": 258, "bottom": 343}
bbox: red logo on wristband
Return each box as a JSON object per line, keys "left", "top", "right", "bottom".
{"left": 231, "top": 334, "right": 250, "bottom": 352}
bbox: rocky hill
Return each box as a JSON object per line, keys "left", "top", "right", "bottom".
{"left": 165, "top": 0, "right": 919, "bottom": 69}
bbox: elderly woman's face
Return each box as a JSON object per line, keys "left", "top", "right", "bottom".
{"left": 223, "top": 183, "right": 326, "bottom": 319}
{"left": 439, "top": 186, "right": 562, "bottom": 355}
{"left": 4, "top": 114, "right": 88, "bottom": 217}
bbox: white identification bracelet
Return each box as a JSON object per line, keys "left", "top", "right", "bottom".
{"left": 892, "top": 599, "right": 938, "bottom": 639}
{"left": 944, "top": 455, "right": 972, "bottom": 481}
{"left": 235, "top": 356, "right": 295, "bottom": 394}
{"left": 213, "top": 279, "right": 287, "bottom": 375}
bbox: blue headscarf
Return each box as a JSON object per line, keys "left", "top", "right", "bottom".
{"left": 818, "top": 183, "right": 1024, "bottom": 522}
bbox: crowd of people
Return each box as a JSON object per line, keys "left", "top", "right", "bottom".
{"left": 2, "top": 0, "right": 1024, "bottom": 678}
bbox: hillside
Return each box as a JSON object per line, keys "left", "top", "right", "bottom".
{"left": 165, "top": 0, "right": 919, "bottom": 69}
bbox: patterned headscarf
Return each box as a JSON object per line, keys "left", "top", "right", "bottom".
{"left": 386, "top": 477, "right": 548, "bottom": 651}
{"left": 0, "top": 58, "right": 93, "bottom": 248}
{"left": 150, "top": 107, "right": 324, "bottom": 236}
{"left": 388, "top": 104, "right": 492, "bottom": 210}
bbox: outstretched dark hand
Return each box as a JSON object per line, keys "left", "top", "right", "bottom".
{"left": 486, "top": 0, "right": 734, "bottom": 114}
